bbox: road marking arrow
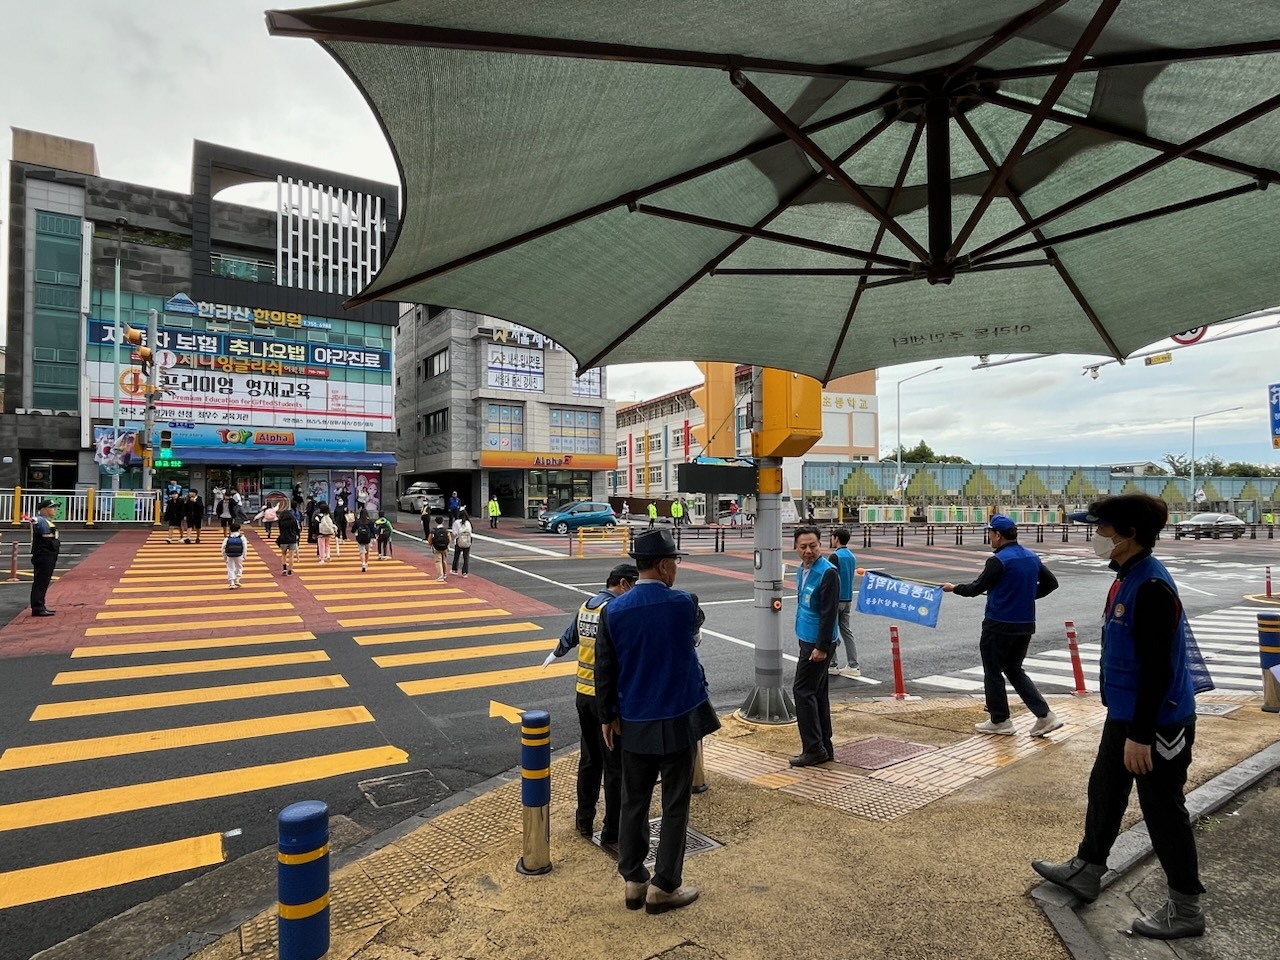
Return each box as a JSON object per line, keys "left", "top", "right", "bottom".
{"left": 489, "top": 700, "right": 524, "bottom": 724}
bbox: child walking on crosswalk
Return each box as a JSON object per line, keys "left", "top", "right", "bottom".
{"left": 222, "top": 521, "right": 246, "bottom": 589}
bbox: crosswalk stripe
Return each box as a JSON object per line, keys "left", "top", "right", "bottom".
{"left": 339, "top": 608, "right": 511, "bottom": 628}
{"left": 312, "top": 587, "right": 462, "bottom": 601}
{"left": 31, "top": 675, "right": 350, "bottom": 720}
{"left": 104, "top": 591, "right": 286, "bottom": 605}
{"left": 95, "top": 602, "right": 293, "bottom": 621}
{"left": 86, "top": 615, "right": 304, "bottom": 636}
{"left": 399, "top": 660, "right": 577, "bottom": 695}
{"left": 0, "top": 745, "right": 407, "bottom": 832}
{"left": 299, "top": 574, "right": 431, "bottom": 584}
{"left": 52, "top": 650, "right": 330, "bottom": 685}
{"left": 0, "top": 706, "right": 375, "bottom": 769}
{"left": 72, "top": 632, "right": 317, "bottom": 658}
{"left": 353, "top": 621, "right": 543, "bottom": 646}
{"left": 323, "top": 597, "right": 486, "bottom": 613}
{"left": 374, "top": 639, "right": 556, "bottom": 668}
{"left": 915, "top": 675, "right": 986, "bottom": 692}
{"left": 119, "top": 574, "right": 276, "bottom": 584}
{"left": 0, "top": 833, "right": 226, "bottom": 909}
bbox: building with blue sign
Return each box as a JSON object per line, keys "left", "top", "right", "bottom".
{"left": 3, "top": 128, "right": 400, "bottom": 511}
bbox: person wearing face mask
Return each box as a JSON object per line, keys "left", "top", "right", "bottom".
{"left": 942, "top": 514, "right": 1061, "bottom": 737}
{"left": 595, "top": 528, "right": 719, "bottom": 915}
{"left": 1033, "top": 494, "right": 1211, "bottom": 940}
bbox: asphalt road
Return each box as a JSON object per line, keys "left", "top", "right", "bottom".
{"left": 0, "top": 520, "right": 1273, "bottom": 960}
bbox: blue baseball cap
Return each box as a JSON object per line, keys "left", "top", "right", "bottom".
{"left": 1066, "top": 510, "right": 1102, "bottom": 524}
{"left": 987, "top": 514, "right": 1017, "bottom": 533}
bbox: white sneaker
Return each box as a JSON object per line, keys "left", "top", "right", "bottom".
{"left": 974, "top": 719, "right": 1016, "bottom": 735}
{"left": 839, "top": 667, "right": 862, "bottom": 679}
{"left": 1029, "top": 710, "right": 1064, "bottom": 738}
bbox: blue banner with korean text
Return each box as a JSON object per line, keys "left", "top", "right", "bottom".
{"left": 855, "top": 571, "right": 943, "bottom": 628}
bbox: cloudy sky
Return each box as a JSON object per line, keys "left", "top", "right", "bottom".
{"left": 4, "top": 1, "right": 1278, "bottom": 468}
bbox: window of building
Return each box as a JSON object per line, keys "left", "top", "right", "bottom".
{"left": 426, "top": 347, "right": 449, "bottom": 378}
{"left": 548, "top": 407, "right": 601, "bottom": 454}
{"left": 423, "top": 408, "right": 449, "bottom": 436}
{"left": 648, "top": 465, "right": 663, "bottom": 484}
{"left": 572, "top": 367, "right": 601, "bottom": 397}
{"left": 634, "top": 466, "right": 645, "bottom": 484}
{"left": 485, "top": 402, "right": 524, "bottom": 451}
{"left": 33, "top": 211, "right": 83, "bottom": 410}
{"left": 647, "top": 434, "right": 663, "bottom": 453}
{"left": 616, "top": 441, "right": 627, "bottom": 458}
{"left": 671, "top": 428, "right": 684, "bottom": 448}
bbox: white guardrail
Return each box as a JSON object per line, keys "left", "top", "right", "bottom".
{"left": 1, "top": 488, "right": 161, "bottom": 525}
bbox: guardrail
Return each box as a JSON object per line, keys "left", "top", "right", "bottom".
{"left": 2, "top": 487, "right": 162, "bottom": 526}
{"left": 573, "top": 525, "right": 631, "bottom": 557}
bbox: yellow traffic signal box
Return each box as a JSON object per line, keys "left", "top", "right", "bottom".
{"left": 752, "top": 368, "right": 822, "bottom": 458}
{"left": 689, "top": 361, "right": 737, "bottom": 458}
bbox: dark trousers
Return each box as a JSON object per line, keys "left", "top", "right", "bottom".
{"left": 793, "top": 641, "right": 833, "bottom": 757}
{"left": 1078, "top": 718, "right": 1204, "bottom": 895}
{"left": 30, "top": 554, "right": 56, "bottom": 612}
{"left": 489, "top": 515, "right": 498, "bottom": 528}
{"left": 979, "top": 624, "right": 1049, "bottom": 722}
{"left": 575, "top": 694, "right": 620, "bottom": 840}
{"left": 618, "top": 743, "right": 695, "bottom": 892}
{"left": 451, "top": 545, "right": 470, "bottom": 574}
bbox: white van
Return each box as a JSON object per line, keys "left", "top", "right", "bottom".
{"left": 398, "top": 481, "right": 445, "bottom": 513}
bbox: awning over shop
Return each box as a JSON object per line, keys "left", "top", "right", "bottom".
{"left": 167, "top": 449, "right": 397, "bottom": 467}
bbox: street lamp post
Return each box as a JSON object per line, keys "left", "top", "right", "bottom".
{"left": 1188, "top": 406, "right": 1243, "bottom": 509}
{"left": 895, "top": 365, "right": 943, "bottom": 508}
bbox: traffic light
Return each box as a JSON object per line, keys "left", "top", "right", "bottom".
{"left": 159, "top": 430, "right": 173, "bottom": 455}
{"left": 752, "top": 367, "right": 823, "bottom": 458}
{"left": 122, "top": 324, "right": 154, "bottom": 376}
{"left": 689, "top": 362, "right": 736, "bottom": 458}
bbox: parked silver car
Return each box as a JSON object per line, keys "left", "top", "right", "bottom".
{"left": 1175, "top": 512, "right": 1246, "bottom": 539}
{"left": 398, "top": 481, "right": 445, "bottom": 514}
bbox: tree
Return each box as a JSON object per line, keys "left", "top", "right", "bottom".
{"left": 882, "top": 440, "right": 970, "bottom": 464}
{"left": 1161, "top": 454, "right": 1280, "bottom": 478}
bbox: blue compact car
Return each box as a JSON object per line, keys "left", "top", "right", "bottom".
{"left": 538, "top": 501, "right": 617, "bottom": 534}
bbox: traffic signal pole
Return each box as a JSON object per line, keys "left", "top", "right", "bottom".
{"left": 141, "top": 309, "right": 159, "bottom": 492}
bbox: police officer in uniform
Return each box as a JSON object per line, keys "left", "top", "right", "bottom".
{"left": 544, "top": 562, "right": 638, "bottom": 846}
{"left": 30, "top": 497, "right": 60, "bottom": 617}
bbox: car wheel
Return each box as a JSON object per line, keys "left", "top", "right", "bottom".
{"left": 555, "top": 521, "right": 570, "bottom": 534}
{"left": 605, "top": 519, "right": 616, "bottom": 527}
{"left": 1233, "top": 529, "right": 1243, "bottom": 539}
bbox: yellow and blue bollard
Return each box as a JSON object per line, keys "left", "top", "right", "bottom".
{"left": 516, "top": 709, "right": 552, "bottom": 875}
{"left": 1259, "top": 612, "right": 1280, "bottom": 714}
{"left": 278, "top": 800, "right": 330, "bottom": 960}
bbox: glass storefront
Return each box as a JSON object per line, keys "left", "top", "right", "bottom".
{"left": 527, "top": 469, "right": 594, "bottom": 514}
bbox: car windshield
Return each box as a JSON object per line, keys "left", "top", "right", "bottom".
{"left": 1187, "top": 513, "right": 1222, "bottom": 522}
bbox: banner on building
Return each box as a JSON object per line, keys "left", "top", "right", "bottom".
{"left": 855, "top": 571, "right": 943, "bottom": 628}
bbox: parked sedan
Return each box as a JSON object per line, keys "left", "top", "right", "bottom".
{"left": 538, "top": 501, "right": 617, "bottom": 534}
{"left": 1175, "top": 512, "right": 1247, "bottom": 539}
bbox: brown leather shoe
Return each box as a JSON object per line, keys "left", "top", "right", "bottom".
{"left": 646, "top": 884, "right": 699, "bottom": 914}
{"left": 789, "top": 751, "right": 828, "bottom": 768}
{"left": 624, "top": 880, "right": 649, "bottom": 910}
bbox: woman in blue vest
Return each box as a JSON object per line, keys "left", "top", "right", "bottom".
{"left": 1034, "top": 494, "right": 1210, "bottom": 940}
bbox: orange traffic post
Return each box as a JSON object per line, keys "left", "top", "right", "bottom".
{"left": 86, "top": 487, "right": 96, "bottom": 527}
{"left": 1066, "top": 620, "right": 1088, "bottom": 696}
{"left": 11, "top": 485, "right": 21, "bottom": 526}
{"left": 1266, "top": 565, "right": 1272, "bottom": 599}
{"left": 6, "top": 542, "right": 18, "bottom": 583}
{"left": 890, "top": 625, "right": 906, "bottom": 700}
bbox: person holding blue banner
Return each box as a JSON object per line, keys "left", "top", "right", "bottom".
{"left": 790, "top": 525, "right": 840, "bottom": 767}
{"left": 1034, "top": 494, "right": 1210, "bottom": 939}
{"left": 942, "top": 514, "right": 1061, "bottom": 738}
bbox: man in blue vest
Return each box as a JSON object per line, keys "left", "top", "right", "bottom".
{"left": 596, "top": 527, "right": 719, "bottom": 915}
{"left": 544, "top": 562, "right": 638, "bottom": 848}
{"left": 825, "top": 526, "right": 861, "bottom": 679}
{"left": 791, "top": 524, "right": 840, "bottom": 767}
{"left": 1034, "top": 494, "right": 1207, "bottom": 939}
{"left": 942, "top": 514, "right": 1061, "bottom": 737}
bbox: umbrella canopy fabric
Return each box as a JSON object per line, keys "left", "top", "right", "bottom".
{"left": 268, "top": 0, "right": 1280, "bottom": 382}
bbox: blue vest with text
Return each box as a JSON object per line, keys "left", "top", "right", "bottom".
{"left": 984, "top": 543, "right": 1040, "bottom": 625}
{"left": 795, "top": 556, "right": 839, "bottom": 644}
{"left": 832, "top": 547, "right": 857, "bottom": 602}
{"left": 1101, "top": 555, "right": 1196, "bottom": 726}
{"left": 604, "top": 582, "right": 707, "bottom": 722}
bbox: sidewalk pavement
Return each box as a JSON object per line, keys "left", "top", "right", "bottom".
{"left": 164, "top": 691, "right": 1277, "bottom": 960}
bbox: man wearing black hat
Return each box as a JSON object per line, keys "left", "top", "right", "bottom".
{"left": 942, "top": 514, "right": 1061, "bottom": 737}
{"left": 544, "top": 562, "right": 639, "bottom": 848}
{"left": 29, "top": 498, "right": 60, "bottom": 617}
{"left": 596, "top": 527, "right": 720, "bottom": 915}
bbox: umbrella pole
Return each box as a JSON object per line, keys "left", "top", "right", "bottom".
{"left": 738, "top": 455, "right": 796, "bottom": 723}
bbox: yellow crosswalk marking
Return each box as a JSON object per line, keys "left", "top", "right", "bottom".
{"left": 95, "top": 602, "right": 293, "bottom": 621}
{"left": 353, "top": 622, "right": 542, "bottom": 646}
{"left": 53, "top": 650, "right": 330, "bottom": 685}
{"left": 0, "top": 706, "right": 375, "bottom": 769}
{"left": 120, "top": 574, "right": 275, "bottom": 584}
{"left": 0, "top": 834, "right": 226, "bottom": 909}
{"left": 323, "top": 597, "right": 485, "bottom": 614}
{"left": 31, "top": 675, "right": 350, "bottom": 720}
{"left": 399, "top": 661, "right": 577, "bottom": 695}
{"left": 113, "top": 583, "right": 278, "bottom": 593}
{"left": 339, "top": 608, "right": 511, "bottom": 629}
{"left": 312, "top": 587, "right": 461, "bottom": 601}
{"left": 374, "top": 639, "right": 555, "bottom": 668}
{"left": 0, "top": 746, "right": 407, "bottom": 832}
{"left": 105, "top": 591, "right": 286, "bottom": 605}
{"left": 297, "top": 574, "right": 423, "bottom": 584}
{"left": 87, "top": 615, "right": 303, "bottom": 636}
{"left": 72, "top": 632, "right": 316, "bottom": 658}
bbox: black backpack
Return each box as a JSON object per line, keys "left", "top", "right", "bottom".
{"left": 430, "top": 526, "right": 450, "bottom": 550}
{"left": 224, "top": 534, "right": 245, "bottom": 557}
{"left": 355, "top": 522, "right": 373, "bottom": 545}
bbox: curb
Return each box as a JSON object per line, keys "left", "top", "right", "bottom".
{"left": 1031, "top": 740, "right": 1280, "bottom": 957}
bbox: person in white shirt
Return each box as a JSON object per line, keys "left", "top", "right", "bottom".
{"left": 451, "top": 509, "right": 474, "bottom": 577}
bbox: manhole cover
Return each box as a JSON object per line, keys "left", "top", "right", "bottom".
{"left": 833, "top": 736, "right": 937, "bottom": 770}
{"left": 1195, "top": 702, "right": 1242, "bottom": 716}
{"left": 360, "top": 768, "right": 452, "bottom": 808}
{"left": 593, "top": 818, "right": 722, "bottom": 866}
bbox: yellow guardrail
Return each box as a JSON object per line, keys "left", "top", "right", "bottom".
{"left": 576, "top": 525, "right": 630, "bottom": 558}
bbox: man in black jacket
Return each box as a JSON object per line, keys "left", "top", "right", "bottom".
{"left": 183, "top": 489, "right": 205, "bottom": 543}
{"left": 29, "top": 498, "right": 60, "bottom": 617}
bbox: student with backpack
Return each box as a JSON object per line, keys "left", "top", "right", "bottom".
{"left": 316, "top": 504, "right": 337, "bottom": 564}
{"left": 429, "top": 515, "right": 452, "bottom": 581}
{"left": 374, "top": 511, "right": 394, "bottom": 559}
{"left": 451, "top": 508, "right": 474, "bottom": 578}
{"left": 222, "top": 521, "right": 246, "bottom": 589}
{"left": 276, "top": 499, "right": 301, "bottom": 576}
{"left": 352, "top": 508, "right": 376, "bottom": 572}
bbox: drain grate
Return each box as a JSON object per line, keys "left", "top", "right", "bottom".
{"left": 592, "top": 818, "right": 722, "bottom": 866}
{"left": 360, "top": 768, "right": 452, "bottom": 808}
{"left": 833, "top": 736, "right": 937, "bottom": 770}
{"left": 1195, "top": 702, "right": 1242, "bottom": 716}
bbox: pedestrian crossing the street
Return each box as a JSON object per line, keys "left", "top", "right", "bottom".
{"left": 915, "top": 605, "right": 1271, "bottom": 695}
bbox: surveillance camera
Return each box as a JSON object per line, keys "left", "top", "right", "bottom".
{"left": 1090, "top": 368, "right": 1100, "bottom": 380}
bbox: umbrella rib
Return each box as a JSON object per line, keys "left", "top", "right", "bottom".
{"left": 980, "top": 92, "right": 1280, "bottom": 185}
{"left": 730, "top": 70, "right": 931, "bottom": 263}
{"left": 954, "top": 112, "right": 1123, "bottom": 361}
{"left": 967, "top": 90, "right": 1280, "bottom": 262}
{"left": 342, "top": 90, "right": 901, "bottom": 307}
{"left": 945, "top": 0, "right": 1075, "bottom": 78}
{"left": 970, "top": 183, "right": 1264, "bottom": 266}
{"left": 579, "top": 109, "right": 908, "bottom": 371}
{"left": 632, "top": 205, "right": 913, "bottom": 268}
{"left": 265, "top": 11, "right": 907, "bottom": 84}
{"left": 822, "top": 117, "right": 926, "bottom": 384}
{"left": 976, "top": 38, "right": 1280, "bottom": 82}
{"left": 711, "top": 268, "right": 909, "bottom": 276}
{"left": 946, "top": 0, "right": 1122, "bottom": 263}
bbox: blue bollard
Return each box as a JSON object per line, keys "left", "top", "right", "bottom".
{"left": 278, "top": 800, "right": 330, "bottom": 960}
{"left": 516, "top": 709, "right": 552, "bottom": 875}
{"left": 1259, "top": 613, "right": 1280, "bottom": 714}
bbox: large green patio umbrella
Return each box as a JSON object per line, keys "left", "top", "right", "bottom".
{"left": 267, "top": 0, "right": 1280, "bottom": 381}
